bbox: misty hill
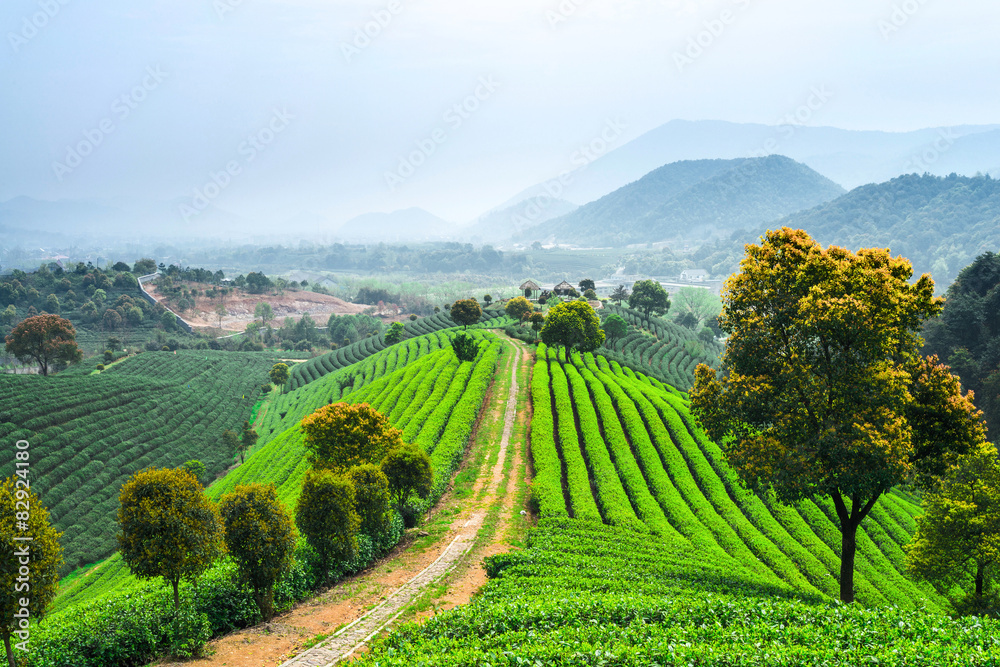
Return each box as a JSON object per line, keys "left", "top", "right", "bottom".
{"left": 505, "top": 120, "right": 1000, "bottom": 208}
{"left": 334, "top": 208, "right": 453, "bottom": 243}
{"left": 461, "top": 195, "right": 577, "bottom": 243}
{"left": 525, "top": 156, "right": 844, "bottom": 246}
{"left": 775, "top": 173, "right": 1000, "bottom": 286}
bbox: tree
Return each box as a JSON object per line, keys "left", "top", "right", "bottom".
{"left": 675, "top": 311, "right": 699, "bottom": 329}
{"left": 254, "top": 301, "right": 274, "bottom": 326}
{"left": 504, "top": 296, "right": 533, "bottom": 325}
{"left": 583, "top": 289, "right": 598, "bottom": 300}
{"left": 675, "top": 286, "right": 722, "bottom": 325}
{"left": 218, "top": 484, "right": 296, "bottom": 621}
{"left": 529, "top": 312, "right": 545, "bottom": 333}
{"left": 215, "top": 303, "right": 226, "bottom": 329}
{"left": 181, "top": 460, "right": 206, "bottom": 482}
{"left": 4, "top": 314, "right": 82, "bottom": 376}
{"left": 0, "top": 306, "right": 16, "bottom": 327}
{"left": 483, "top": 294, "right": 493, "bottom": 306}
{"left": 295, "top": 469, "right": 360, "bottom": 582}
{"left": 381, "top": 442, "right": 433, "bottom": 510}
{"left": 451, "top": 332, "right": 480, "bottom": 362}
{"left": 300, "top": 402, "right": 403, "bottom": 472}
{"left": 241, "top": 421, "right": 259, "bottom": 460}
{"left": 117, "top": 467, "right": 223, "bottom": 611}
{"left": 690, "top": 228, "right": 986, "bottom": 603}
{"left": 578, "top": 278, "right": 596, "bottom": 292}
{"left": 44, "top": 294, "right": 59, "bottom": 315}
{"left": 450, "top": 298, "right": 482, "bottom": 329}
{"left": 540, "top": 301, "right": 605, "bottom": 352}
{"left": 385, "top": 321, "right": 405, "bottom": 345}
{"left": 907, "top": 442, "right": 1000, "bottom": 613}
{"left": 245, "top": 272, "right": 273, "bottom": 294}
{"left": 222, "top": 429, "right": 244, "bottom": 464}
{"left": 603, "top": 314, "right": 628, "bottom": 346}
{"left": 133, "top": 258, "right": 157, "bottom": 275}
{"left": 269, "top": 362, "right": 290, "bottom": 393}
{"left": 1, "top": 476, "right": 63, "bottom": 667}
{"left": 347, "top": 464, "right": 392, "bottom": 536}
{"left": 628, "top": 279, "right": 670, "bottom": 324}
{"left": 161, "top": 311, "right": 178, "bottom": 331}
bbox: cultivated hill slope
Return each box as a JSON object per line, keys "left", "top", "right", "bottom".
{"left": 0, "top": 350, "right": 273, "bottom": 573}
{"left": 525, "top": 156, "right": 845, "bottom": 246}
{"left": 49, "top": 329, "right": 502, "bottom": 616}
{"left": 530, "top": 344, "right": 939, "bottom": 609}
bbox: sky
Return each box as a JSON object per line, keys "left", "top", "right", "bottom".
{"left": 1, "top": 0, "right": 997, "bottom": 226}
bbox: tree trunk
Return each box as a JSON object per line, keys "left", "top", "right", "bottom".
{"left": 4, "top": 633, "right": 16, "bottom": 667}
{"left": 839, "top": 521, "right": 858, "bottom": 604}
{"left": 172, "top": 578, "right": 180, "bottom": 611}
{"left": 831, "top": 489, "right": 882, "bottom": 604}
{"left": 976, "top": 561, "right": 985, "bottom": 599}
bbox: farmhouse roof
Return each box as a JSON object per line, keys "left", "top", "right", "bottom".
{"left": 520, "top": 279, "right": 541, "bottom": 291}
{"left": 554, "top": 281, "right": 574, "bottom": 290}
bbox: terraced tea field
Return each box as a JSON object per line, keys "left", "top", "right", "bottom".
{"left": 530, "top": 343, "right": 939, "bottom": 608}
{"left": 0, "top": 350, "right": 274, "bottom": 572}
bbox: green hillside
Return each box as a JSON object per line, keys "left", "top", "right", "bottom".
{"left": 530, "top": 344, "right": 939, "bottom": 607}
{"left": 0, "top": 349, "right": 273, "bottom": 572}
{"left": 48, "top": 329, "right": 502, "bottom": 617}
{"left": 527, "top": 156, "right": 845, "bottom": 246}
{"left": 600, "top": 303, "right": 723, "bottom": 390}
{"left": 358, "top": 519, "right": 1000, "bottom": 666}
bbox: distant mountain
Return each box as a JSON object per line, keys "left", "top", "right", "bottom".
{"left": 460, "top": 195, "right": 577, "bottom": 243}
{"left": 524, "top": 156, "right": 845, "bottom": 246}
{"left": 774, "top": 173, "right": 1000, "bottom": 287}
{"left": 333, "top": 208, "right": 453, "bottom": 242}
{"left": 504, "top": 120, "right": 1000, "bottom": 208}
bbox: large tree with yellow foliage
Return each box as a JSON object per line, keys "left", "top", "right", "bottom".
{"left": 691, "top": 228, "right": 986, "bottom": 603}
{"left": 1, "top": 477, "right": 63, "bottom": 667}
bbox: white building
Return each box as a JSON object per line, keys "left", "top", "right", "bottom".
{"left": 680, "top": 269, "right": 709, "bottom": 282}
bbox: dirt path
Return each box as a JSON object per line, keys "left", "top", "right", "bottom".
{"left": 280, "top": 341, "right": 524, "bottom": 666}
{"left": 159, "top": 339, "right": 530, "bottom": 667}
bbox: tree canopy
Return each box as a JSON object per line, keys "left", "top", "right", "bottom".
{"left": 1, "top": 476, "right": 63, "bottom": 666}
{"left": 218, "top": 483, "right": 296, "bottom": 620}
{"left": 300, "top": 402, "right": 403, "bottom": 472}
{"left": 4, "top": 314, "right": 82, "bottom": 375}
{"left": 295, "top": 469, "right": 360, "bottom": 582}
{"left": 504, "top": 296, "right": 533, "bottom": 323}
{"left": 627, "top": 280, "right": 670, "bottom": 323}
{"left": 116, "top": 467, "right": 223, "bottom": 610}
{"left": 381, "top": 442, "right": 432, "bottom": 510}
{"left": 603, "top": 314, "right": 628, "bottom": 346}
{"left": 610, "top": 284, "right": 630, "bottom": 305}
{"left": 907, "top": 442, "right": 1000, "bottom": 613}
{"left": 269, "top": 363, "right": 290, "bottom": 391}
{"left": 540, "top": 301, "right": 605, "bottom": 352}
{"left": 450, "top": 299, "right": 482, "bottom": 329}
{"left": 690, "top": 227, "right": 986, "bottom": 603}
{"left": 384, "top": 321, "right": 405, "bottom": 345}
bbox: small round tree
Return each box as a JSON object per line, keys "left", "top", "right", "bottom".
{"left": 449, "top": 299, "right": 482, "bottom": 329}
{"left": 529, "top": 312, "right": 545, "bottom": 333}
{"left": 181, "top": 460, "right": 206, "bottom": 483}
{"left": 540, "top": 301, "right": 605, "bottom": 352}
{"left": 4, "top": 314, "right": 82, "bottom": 376}
{"left": 347, "top": 464, "right": 392, "bottom": 536}
{"left": 603, "top": 313, "right": 628, "bottom": 346}
{"left": 384, "top": 321, "right": 405, "bottom": 345}
{"left": 628, "top": 279, "right": 670, "bottom": 324}
{"left": 117, "top": 467, "right": 223, "bottom": 611}
{"left": 295, "top": 470, "right": 360, "bottom": 582}
{"left": 450, "top": 332, "right": 480, "bottom": 362}
{"left": 218, "top": 484, "right": 296, "bottom": 620}
{"left": 578, "top": 278, "right": 596, "bottom": 292}
{"left": 300, "top": 403, "right": 403, "bottom": 472}
{"left": 269, "top": 363, "right": 290, "bottom": 393}
{"left": 1, "top": 476, "right": 63, "bottom": 667}
{"left": 381, "top": 442, "right": 433, "bottom": 513}
{"left": 241, "top": 421, "right": 259, "bottom": 459}
{"left": 504, "top": 296, "right": 533, "bottom": 325}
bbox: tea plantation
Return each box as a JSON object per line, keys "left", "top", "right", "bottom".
{"left": 0, "top": 349, "right": 275, "bottom": 573}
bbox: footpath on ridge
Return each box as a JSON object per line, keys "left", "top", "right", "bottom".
{"left": 158, "top": 337, "right": 532, "bottom": 667}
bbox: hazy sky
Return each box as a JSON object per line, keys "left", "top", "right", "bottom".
{"left": 1, "top": 0, "right": 996, "bottom": 225}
